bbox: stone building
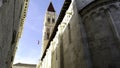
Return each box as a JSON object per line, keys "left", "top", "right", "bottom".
{"left": 12, "top": 63, "right": 36, "bottom": 68}
{"left": 0, "top": 0, "right": 29, "bottom": 68}
{"left": 41, "top": 2, "right": 57, "bottom": 54}
{"left": 37, "top": 0, "right": 120, "bottom": 68}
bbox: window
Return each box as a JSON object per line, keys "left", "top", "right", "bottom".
{"left": 11, "top": 31, "right": 16, "bottom": 45}
{"left": 46, "top": 28, "right": 50, "bottom": 39}
{"left": 11, "top": 56, "right": 13, "bottom": 62}
{"left": 52, "top": 18, "right": 55, "bottom": 23}
{"left": 46, "top": 32, "right": 50, "bottom": 39}
{"left": 56, "top": 50, "right": 57, "bottom": 60}
{"left": 68, "top": 24, "right": 71, "bottom": 43}
{"left": 47, "top": 17, "right": 50, "bottom": 23}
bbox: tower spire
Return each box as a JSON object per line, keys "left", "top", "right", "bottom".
{"left": 47, "top": 1, "right": 55, "bottom": 12}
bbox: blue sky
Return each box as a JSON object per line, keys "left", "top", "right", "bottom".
{"left": 13, "top": 0, "right": 64, "bottom": 64}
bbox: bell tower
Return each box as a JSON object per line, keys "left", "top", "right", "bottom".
{"left": 42, "top": 2, "right": 57, "bottom": 53}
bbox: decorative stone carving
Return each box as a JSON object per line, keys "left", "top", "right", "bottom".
{"left": 76, "top": 0, "right": 94, "bottom": 10}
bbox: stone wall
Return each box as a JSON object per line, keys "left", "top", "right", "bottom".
{"left": 38, "top": 1, "right": 87, "bottom": 68}
{"left": 61, "top": 1, "right": 90, "bottom": 68}
{"left": 61, "top": 0, "right": 120, "bottom": 68}
{"left": 38, "top": 0, "right": 120, "bottom": 68}
{"left": 0, "top": 0, "right": 24, "bottom": 68}
{"left": 80, "top": 1, "right": 120, "bottom": 68}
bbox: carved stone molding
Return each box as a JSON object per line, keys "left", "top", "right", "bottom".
{"left": 80, "top": 1, "right": 120, "bottom": 68}
{"left": 81, "top": 2, "right": 120, "bottom": 40}
{"left": 79, "top": 0, "right": 120, "bottom": 16}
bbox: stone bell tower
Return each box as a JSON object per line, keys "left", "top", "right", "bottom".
{"left": 42, "top": 2, "right": 57, "bottom": 53}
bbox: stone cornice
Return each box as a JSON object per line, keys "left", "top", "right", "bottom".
{"left": 79, "top": 0, "right": 120, "bottom": 16}
{"left": 14, "top": 0, "right": 29, "bottom": 47}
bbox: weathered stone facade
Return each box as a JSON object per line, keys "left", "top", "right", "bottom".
{"left": 0, "top": 0, "right": 29, "bottom": 68}
{"left": 37, "top": 0, "right": 120, "bottom": 68}
{"left": 80, "top": 0, "right": 120, "bottom": 68}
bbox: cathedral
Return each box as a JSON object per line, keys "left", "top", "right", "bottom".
{"left": 37, "top": 0, "right": 120, "bottom": 68}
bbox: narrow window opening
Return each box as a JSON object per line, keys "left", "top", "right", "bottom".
{"left": 68, "top": 24, "right": 71, "bottom": 43}
{"left": 46, "top": 28, "right": 50, "bottom": 39}
{"left": 11, "top": 31, "right": 16, "bottom": 45}
{"left": 56, "top": 50, "right": 57, "bottom": 60}
{"left": 47, "top": 17, "right": 50, "bottom": 23}
{"left": 11, "top": 56, "right": 13, "bottom": 62}
{"left": 52, "top": 18, "right": 55, "bottom": 23}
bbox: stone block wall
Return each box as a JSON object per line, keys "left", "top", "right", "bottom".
{"left": 61, "top": 2, "right": 88, "bottom": 68}
{"left": 38, "top": 0, "right": 120, "bottom": 68}
{"left": 55, "top": 0, "right": 120, "bottom": 68}
{"left": 0, "top": 0, "right": 24, "bottom": 68}
{"left": 80, "top": 0, "right": 120, "bottom": 68}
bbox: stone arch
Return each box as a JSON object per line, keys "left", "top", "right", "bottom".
{"left": 82, "top": 16, "right": 89, "bottom": 24}
{"left": 90, "top": 11, "right": 97, "bottom": 17}
{"left": 98, "top": 7, "right": 106, "bottom": 12}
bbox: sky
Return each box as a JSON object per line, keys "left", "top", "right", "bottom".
{"left": 13, "top": 0, "right": 64, "bottom": 64}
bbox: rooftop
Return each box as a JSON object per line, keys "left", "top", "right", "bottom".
{"left": 47, "top": 2, "right": 55, "bottom": 12}
{"left": 13, "top": 63, "right": 36, "bottom": 67}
